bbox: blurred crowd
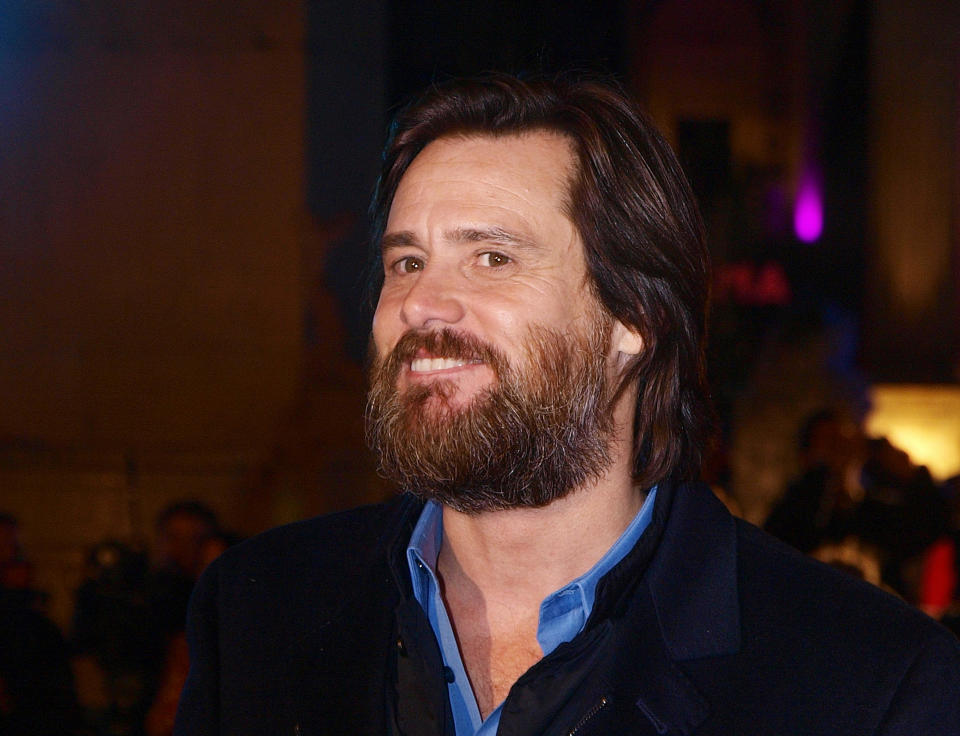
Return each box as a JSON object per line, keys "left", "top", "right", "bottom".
{"left": 761, "top": 409, "right": 960, "bottom": 632}
{"left": 0, "top": 501, "right": 238, "bottom": 736}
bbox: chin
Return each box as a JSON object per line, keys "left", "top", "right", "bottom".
{"left": 426, "top": 390, "right": 491, "bottom": 421}
{"left": 403, "top": 374, "right": 494, "bottom": 405}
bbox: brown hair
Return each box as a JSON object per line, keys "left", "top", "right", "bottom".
{"left": 369, "top": 73, "right": 712, "bottom": 489}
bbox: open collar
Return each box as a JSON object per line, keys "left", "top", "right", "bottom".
{"left": 383, "top": 481, "right": 742, "bottom": 660}
{"left": 382, "top": 482, "right": 742, "bottom": 735}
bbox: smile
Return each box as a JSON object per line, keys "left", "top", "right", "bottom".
{"left": 410, "top": 357, "right": 482, "bottom": 373}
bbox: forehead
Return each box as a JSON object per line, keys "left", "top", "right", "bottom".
{"left": 401, "top": 130, "right": 575, "bottom": 183}
{"left": 386, "top": 132, "right": 578, "bottom": 239}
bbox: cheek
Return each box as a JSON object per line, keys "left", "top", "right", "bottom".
{"left": 483, "top": 301, "right": 524, "bottom": 333}
{"left": 486, "top": 288, "right": 590, "bottom": 339}
{"left": 370, "top": 306, "right": 398, "bottom": 355}
{"left": 372, "top": 291, "right": 402, "bottom": 345}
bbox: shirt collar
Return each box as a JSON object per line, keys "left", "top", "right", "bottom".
{"left": 536, "top": 486, "right": 657, "bottom": 653}
{"left": 406, "top": 486, "right": 658, "bottom": 656}
{"left": 406, "top": 500, "right": 444, "bottom": 604}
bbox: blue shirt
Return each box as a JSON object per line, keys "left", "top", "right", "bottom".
{"left": 406, "top": 486, "right": 657, "bottom": 736}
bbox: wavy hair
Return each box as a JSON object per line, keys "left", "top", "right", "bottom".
{"left": 369, "top": 73, "right": 712, "bottom": 489}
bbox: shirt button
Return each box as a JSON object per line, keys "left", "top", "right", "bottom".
{"left": 442, "top": 666, "right": 455, "bottom": 683}
{"left": 396, "top": 637, "right": 407, "bottom": 657}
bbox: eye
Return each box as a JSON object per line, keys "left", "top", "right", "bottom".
{"left": 478, "top": 252, "right": 511, "bottom": 268}
{"left": 392, "top": 256, "right": 424, "bottom": 274}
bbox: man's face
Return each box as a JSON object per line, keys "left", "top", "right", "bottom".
{"left": 156, "top": 513, "right": 211, "bottom": 578}
{"left": 367, "top": 132, "right": 626, "bottom": 511}
{"left": 373, "top": 132, "right": 607, "bottom": 406}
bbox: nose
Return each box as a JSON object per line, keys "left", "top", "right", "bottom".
{"left": 399, "top": 264, "right": 465, "bottom": 329}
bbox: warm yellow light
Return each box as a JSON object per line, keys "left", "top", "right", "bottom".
{"left": 865, "top": 385, "right": 960, "bottom": 481}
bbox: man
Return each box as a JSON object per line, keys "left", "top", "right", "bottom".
{"left": 175, "top": 75, "right": 960, "bottom": 735}
{"left": 150, "top": 501, "right": 222, "bottom": 640}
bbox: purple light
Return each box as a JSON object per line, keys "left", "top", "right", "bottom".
{"left": 794, "top": 175, "right": 823, "bottom": 243}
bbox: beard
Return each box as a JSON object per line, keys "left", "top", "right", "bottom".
{"left": 365, "top": 319, "right": 617, "bottom": 513}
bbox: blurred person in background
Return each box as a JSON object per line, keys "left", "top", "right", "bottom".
{"left": 0, "top": 513, "right": 79, "bottom": 735}
{"left": 765, "top": 408, "right": 872, "bottom": 554}
{"left": 765, "top": 408, "right": 949, "bottom": 598}
{"left": 145, "top": 530, "right": 238, "bottom": 736}
{"left": 147, "top": 501, "right": 220, "bottom": 642}
{"left": 71, "top": 540, "right": 156, "bottom": 736}
{"left": 71, "top": 501, "right": 221, "bottom": 735}
{"left": 0, "top": 513, "right": 40, "bottom": 603}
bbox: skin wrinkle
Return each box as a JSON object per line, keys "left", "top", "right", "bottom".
{"left": 381, "top": 227, "right": 542, "bottom": 268}
{"left": 385, "top": 247, "right": 567, "bottom": 304}
{"left": 451, "top": 226, "right": 538, "bottom": 249}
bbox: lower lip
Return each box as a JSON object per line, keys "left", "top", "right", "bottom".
{"left": 400, "top": 362, "right": 496, "bottom": 404}
{"left": 407, "top": 361, "right": 484, "bottom": 378}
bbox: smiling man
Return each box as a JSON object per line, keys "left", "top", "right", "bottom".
{"left": 175, "top": 76, "right": 960, "bottom": 736}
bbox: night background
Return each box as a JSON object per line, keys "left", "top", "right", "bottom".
{"left": 1, "top": 0, "right": 958, "bottom": 732}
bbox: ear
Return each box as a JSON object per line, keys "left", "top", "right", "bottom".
{"left": 611, "top": 320, "right": 644, "bottom": 356}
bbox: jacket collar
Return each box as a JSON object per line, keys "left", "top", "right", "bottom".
{"left": 586, "top": 480, "right": 740, "bottom": 736}
{"left": 586, "top": 479, "right": 741, "bottom": 659}
{"left": 385, "top": 493, "right": 426, "bottom": 600}
{"left": 646, "top": 479, "right": 742, "bottom": 660}
{"left": 605, "top": 581, "right": 712, "bottom": 736}
{"left": 381, "top": 481, "right": 742, "bottom": 661}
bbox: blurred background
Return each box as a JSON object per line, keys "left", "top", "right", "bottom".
{"left": 1, "top": 0, "right": 958, "bottom": 733}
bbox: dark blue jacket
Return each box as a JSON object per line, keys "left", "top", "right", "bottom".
{"left": 175, "top": 481, "right": 960, "bottom": 735}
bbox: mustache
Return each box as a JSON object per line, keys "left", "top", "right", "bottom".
{"left": 377, "top": 329, "right": 508, "bottom": 378}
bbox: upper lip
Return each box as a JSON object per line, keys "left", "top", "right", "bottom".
{"left": 412, "top": 348, "right": 480, "bottom": 361}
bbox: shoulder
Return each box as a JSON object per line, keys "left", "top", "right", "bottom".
{"left": 734, "top": 517, "right": 932, "bottom": 638}
{"left": 657, "top": 484, "right": 960, "bottom": 729}
{"left": 217, "top": 494, "right": 415, "bottom": 571}
{"left": 193, "top": 494, "right": 420, "bottom": 621}
{"left": 178, "top": 497, "right": 420, "bottom": 735}
{"left": 732, "top": 518, "right": 960, "bottom": 721}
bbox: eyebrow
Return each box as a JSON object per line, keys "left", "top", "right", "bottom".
{"left": 380, "top": 231, "right": 418, "bottom": 254}
{"left": 380, "top": 226, "right": 538, "bottom": 254}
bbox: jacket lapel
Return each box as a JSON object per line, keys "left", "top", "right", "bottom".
{"left": 608, "top": 581, "right": 712, "bottom": 735}
{"left": 509, "top": 482, "right": 742, "bottom": 736}
{"left": 619, "top": 482, "right": 741, "bottom": 735}
{"left": 647, "top": 482, "right": 741, "bottom": 661}
{"left": 587, "top": 482, "right": 741, "bottom": 735}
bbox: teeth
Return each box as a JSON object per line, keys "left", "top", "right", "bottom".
{"left": 410, "top": 357, "right": 469, "bottom": 372}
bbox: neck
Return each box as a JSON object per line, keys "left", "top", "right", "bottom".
{"left": 431, "top": 386, "right": 644, "bottom": 718}
{"left": 439, "top": 483, "right": 643, "bottom": 603}
{"left": 436, "top": 415, "right": 643, "bottom": 607}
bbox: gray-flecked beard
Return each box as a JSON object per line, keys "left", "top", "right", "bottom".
{"left": 365, "top": 321, "right": 616, "bottom": 513}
